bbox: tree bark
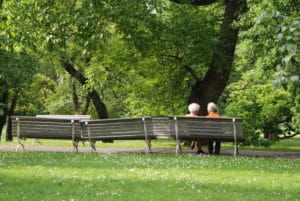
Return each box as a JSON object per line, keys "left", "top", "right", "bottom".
{"left": 61, "top": 59, "right": 108, "bottom": 119}
{"left": 188, "top": 0, "right": 246, "bottom": 115}
{"left": 5, "top": 94, "right": 18, "bottom": 141}
{"left": 71, "top": 79, "right": 80, "bottom": 113}
{"left": 82, "top": 96, "right": 90, "bottom": 115}
{"left": 0, "top": 79, "right": 8, "bottom": 141}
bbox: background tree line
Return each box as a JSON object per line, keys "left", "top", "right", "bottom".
{"left": 0, "top": 0, "right": 299, "bottom": 144}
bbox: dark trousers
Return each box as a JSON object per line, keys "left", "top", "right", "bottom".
{"left": 208, "top": 140, "right": 221, "bottom": 154}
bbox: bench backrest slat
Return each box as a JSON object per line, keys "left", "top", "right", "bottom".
{"left": 81, "top": 117, "right": 155, "bottom": 140}
{"left": 173, "top": 116, "right": 243, "bottom": 141}
{"left": 36, "top": 115, "right": 90, "bottom": 120}
{"left": 152, "top": 117, "right": 175, "bottom": 137}
{"left": 11, "top": 116, "right": 86, "bottom": 140}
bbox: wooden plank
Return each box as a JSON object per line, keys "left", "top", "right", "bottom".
{"left": 36, "top": 114, "right": 91, "bottom": 120}
{"left": 11, "top": 116, "right": 82, "bottom": 139}
{"left": 81, "top": 117, "right": 155, "bottom": 141}
{"left": 152, "top": 117, "right": 175, "bottom": 137}
{"left": 172, "top": 116, "right": 245, "bottom": 144}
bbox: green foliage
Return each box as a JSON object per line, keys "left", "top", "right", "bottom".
{"left": 0, "top": 50, "right": 38, "bottom": 117}
{"left": 226, "top": 70, "right": 292, "bottom": 145}
{"left": 0, "top": 152, "right": 299, "bottom": 201}
{"left": 2, "top": 0, "right": 112, "bottom": 117}
{"left": 230, "top": 0, "right": 299, "bottom": 142}
{"left": 103, "top": 2, "right": 220, "bottom": 116}
{"left": 0, "top": 51, "right": 37, "bottom": 89}
{"left": 275, "top": 16, "right": 300, "bottom": 132}
{"left": 0, "top": 0, "right": 224, "bottom": 118}
{"left": 14, "top": 74, "right": 55, "bottom": 115}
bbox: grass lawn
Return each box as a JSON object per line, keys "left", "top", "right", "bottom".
{"left": 1, "top": 136, "right": 300, "bottom": 152}
{"left": 0, "top": 152, "right": 299, "bottom": 201}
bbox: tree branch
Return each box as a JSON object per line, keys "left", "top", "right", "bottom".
{"left": 183, "top": 64, "right": 200, "bottom": 81}
{"left": 169, "top": 0, "right": 217, "bottom": 6}
{"left": 60, "top": 58, "right": 108, "bottom": 118}
{"left": 278, "top": 133, "right": 299, "bottom": 139}
{"left": 162, "top": 54, "right": 200, "bottom": 81}
{"left": 60, "top": 58, "right": 87, "bottom": 85}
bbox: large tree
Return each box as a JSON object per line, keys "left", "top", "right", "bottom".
{"left": 169, "top": 0, "right": 247, "bottom": 114}
{"left": 103, "top": 0, "right": 247, "bottom": 115}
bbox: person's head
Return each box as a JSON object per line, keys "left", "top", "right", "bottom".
{"left": 207, "top": 102, "right": 218, "bottom": 113}
{"left": 188, "top": 103, "right": 200, "bottom": 115}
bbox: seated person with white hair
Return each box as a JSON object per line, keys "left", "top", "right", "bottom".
{"left": 186, "top": 103, "right": 205, "bottom": 154}
{"left": 187, "top": 103, "right": 200, "bottom": 117}
{"left": 207, "top": 102, "right": 221, "bottom": 155}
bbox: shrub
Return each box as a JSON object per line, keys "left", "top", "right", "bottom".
{"left": 226, "top": 70, "right": 292, "bottom": 145}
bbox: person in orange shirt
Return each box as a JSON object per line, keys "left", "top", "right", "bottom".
{"left": 207, "top": 102, "right": 221, "bottom": 154}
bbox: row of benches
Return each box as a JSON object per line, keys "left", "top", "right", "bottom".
{"left": 11, "top": 115, "right": 244, "bottom": 156}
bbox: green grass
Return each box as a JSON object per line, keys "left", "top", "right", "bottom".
{"left": 1, "top": 136, "right": 300, "bottom": 152}
{"left": 0, "top": 152, "right": 299, "bottom": 201}
{"left": 245, "top": 137, "right": 300, "bottom": 152}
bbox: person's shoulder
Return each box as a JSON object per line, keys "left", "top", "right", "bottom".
{"left": 208, "top": 112, "right": 220, "bottom": 117}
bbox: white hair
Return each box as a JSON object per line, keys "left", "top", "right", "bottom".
{"left": 188, "top": 103, "right": 201, "bottom": 113}
{"left": 207, "top": 102, "right": 218, "bottom": 113}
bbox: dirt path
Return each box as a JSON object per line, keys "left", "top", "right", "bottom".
{"left": 0, "top": 145, "right": 299, "bottom": 158}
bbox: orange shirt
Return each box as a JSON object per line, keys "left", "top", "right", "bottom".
{"left": 208, "top": 112, "right": 220, "bottom": 117}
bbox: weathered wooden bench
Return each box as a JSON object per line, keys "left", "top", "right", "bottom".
{"left": 11, "top": 115, "right": 243, "bottom": 156}
{"left": 11, "top": 115, "right": 90, "bottom": 152}
{"left": 152, "top": 117, "right": 175, "bottom": 138}
{"left": 152, "top": 116, "right": 244, "bottom": 156}
{"left": 80, "top": 117, "right": 155, "bottom": 153}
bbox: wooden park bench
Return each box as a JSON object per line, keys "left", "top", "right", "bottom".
{"left": 11, "top": 115, "right": 90, "bottom": 152}
{"left": 80, "top": 117, "right": 155, "bottom": 153}
{"left": 152, "top": 116, "right": 244, "bottom": 156}
{"left": 11, "top": 115, "right": 244, "bottom": 156}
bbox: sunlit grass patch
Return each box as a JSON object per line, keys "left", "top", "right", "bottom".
{"left": 0, "top": 152, "right": 299, "bottom": 201}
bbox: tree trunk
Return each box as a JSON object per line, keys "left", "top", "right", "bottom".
{"left": 82, "top": 96, "right": 90, "bottom": 115}
{"left": 0, "top": 115, "right": 5, "bottom": 141}
{"left": 5, "top": 94, "right": 18, "bottom": 141}
{"left": 88, "top": 89, "right": 108, "bottom": 118}
{"left": 188, "top": 0, "right": 246, "bottom": 115}
{"left": 71, "top": 79, "right": 80, "bottom": 113}
{"left": 61, "top": 59, "right": 108, "bottom": 118}
{"left": 0, "top": 81, "right": 8, "bottom": 141}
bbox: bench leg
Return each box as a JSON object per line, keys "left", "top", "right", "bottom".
{"left": 16, "top": 138, "right": 25, "bottom": 152}
{"left": 146, "top": 139, "right": 152, "bottom": 153}
{"left": 234, "top": 143, "right": 239, "bottom": 157}
{"left": 90, "top": 140, "right": 96, "bottom": 152}
{"left": 176, "top": 140, "right": 182, "bottom": 154}
{"left": 72, "top": 140, "right": 79, "bottom": 152}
